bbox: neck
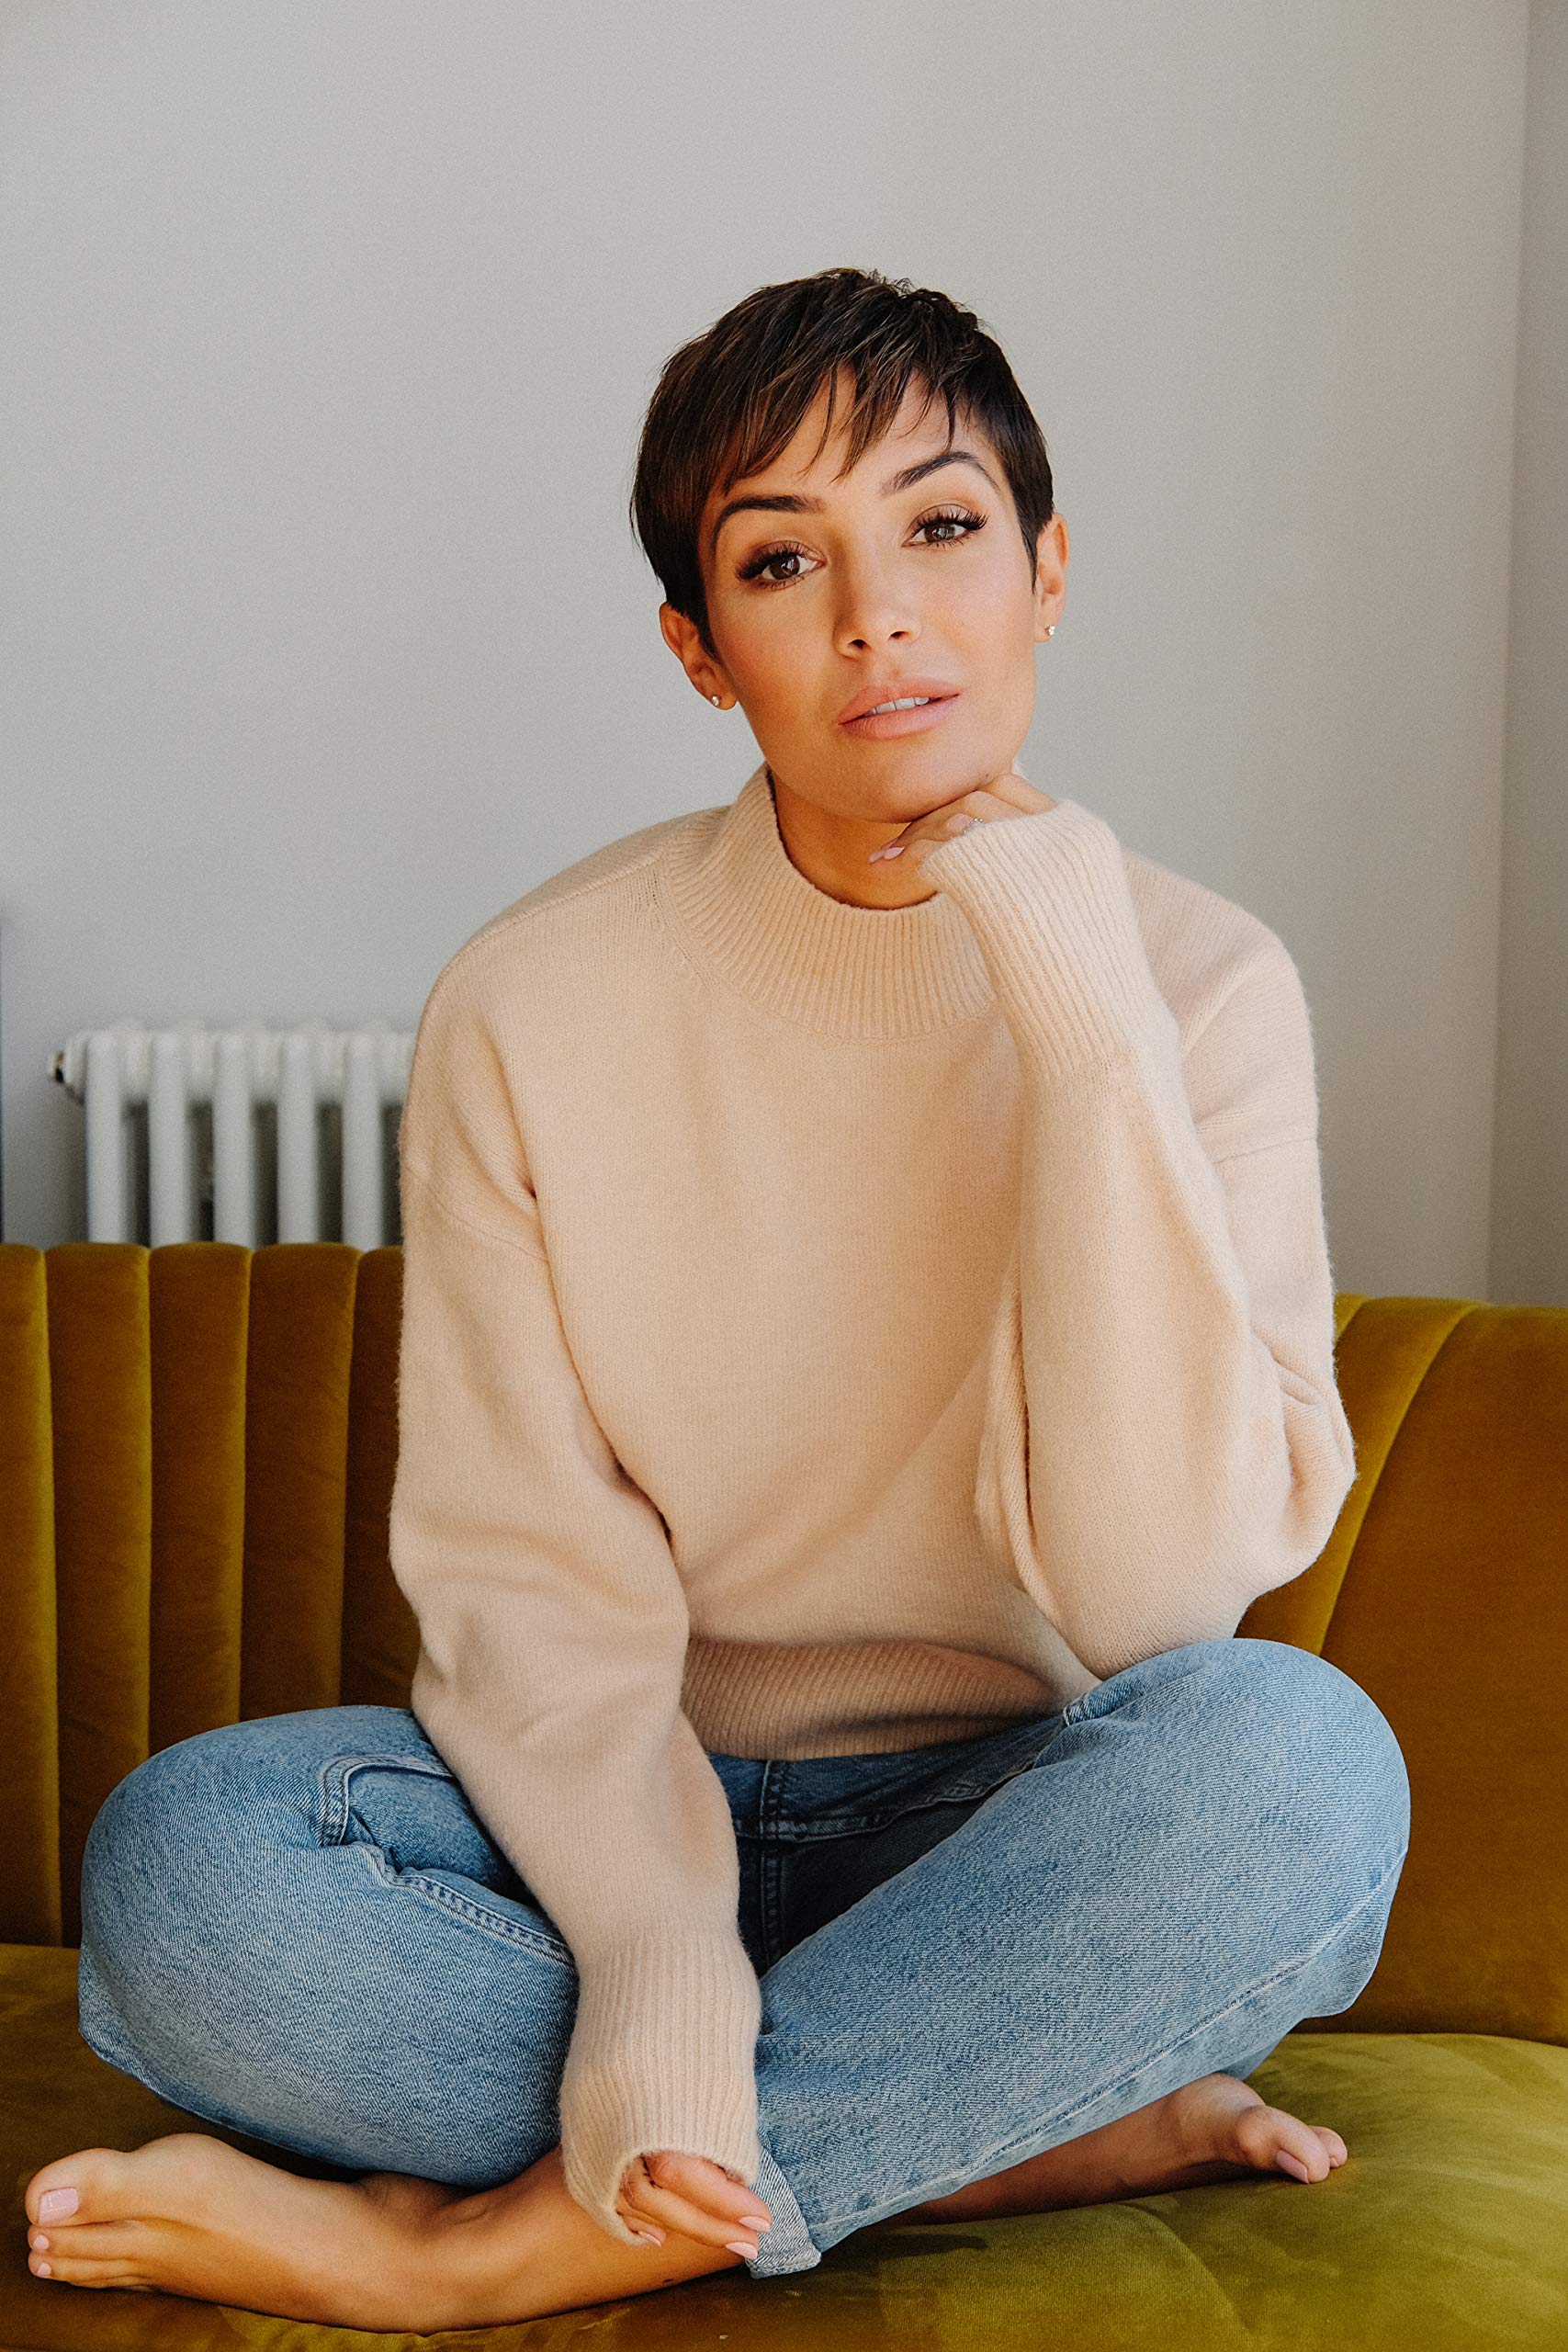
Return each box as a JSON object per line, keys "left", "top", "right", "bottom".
{"left": 765, "top": 764, "right": 939, "bottom": 911}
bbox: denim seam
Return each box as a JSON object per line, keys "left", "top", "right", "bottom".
{"left": 758, "top": 1758, "right": 789, "bottom": 1970}
{"left": 318, "top": 1752, "right": 573, "bottom": 1968}
{"left": 781, "top": 1725, "right": 1070, "bottom": 1835}
{"left": 762, "top": 1792, "right": 1021, "bottom": 1843}
{"left": 386, "top": 1868, "right": 576, "bottom": 1967}
{"left": 316, "top": 1750, "right": 456, "bottom": 1844}
{"left": 745, "top": 2126, "right": 822, "bottom": 2276}
{"left": 814, "top": 1834, "right": 1411, "bottom": 2229}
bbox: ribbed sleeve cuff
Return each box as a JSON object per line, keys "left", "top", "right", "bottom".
{"left": 920, "top": 797, "right": 1177, "bottom": 1079}
{"left": 559, "top": 1934, "right": 765, "bottom": 2246}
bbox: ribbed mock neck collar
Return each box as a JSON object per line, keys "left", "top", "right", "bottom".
{"left": 658, "top": 761, "right": 997, "bottom": 1039}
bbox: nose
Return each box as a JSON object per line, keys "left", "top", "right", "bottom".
{"left": 832, "top": 550, "right": 920, "bottom": 657}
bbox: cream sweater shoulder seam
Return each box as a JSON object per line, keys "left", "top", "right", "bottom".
{"left": 431, "top": 813, "right": 714, "bottom": 1002}
{"left": 400, "top": 1152, "right": 553, "bottom": 1263}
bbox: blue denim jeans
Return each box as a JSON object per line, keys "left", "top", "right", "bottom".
{"left": 75, "top": 1634, "right": 1410, "bottom": 2278}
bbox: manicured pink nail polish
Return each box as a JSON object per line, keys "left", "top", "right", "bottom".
{"left": 726, "top": 2237, "right": 760, "bottom": 2259}
{"left": 39, "top": 2188, "right": 78, "bottom": 2222}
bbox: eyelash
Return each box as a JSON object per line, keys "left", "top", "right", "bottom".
{"left": 735, "top": 504, "right": 987, "bottom": 589}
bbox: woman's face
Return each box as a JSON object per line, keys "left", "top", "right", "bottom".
{"left": 665, "top": 366, "right": 1066, "bottom": 824}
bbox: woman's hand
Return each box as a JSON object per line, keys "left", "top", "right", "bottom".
{"left": 867, "top": 767, "right": 1056, "bottom": 865}
{"left": 615, "top": 2149, "right": 773, "bottom": 2256}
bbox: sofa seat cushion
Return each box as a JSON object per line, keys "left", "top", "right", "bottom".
{"left": 3, "top": 1942, "right": 1565, "bottom": 2350}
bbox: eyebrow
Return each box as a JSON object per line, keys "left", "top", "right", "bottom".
{"left": 707, "top": 448, "right": 1001, "bottom": 560}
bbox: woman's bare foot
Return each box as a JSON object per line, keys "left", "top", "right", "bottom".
{"left": 21, "top": 2133, "right": 467, "bottom": 2328}
{"left": 898, "top": 2070, "right": 1349, "bottom": 2223}
{"left": 23, "top": 2132, "right": 750, "bottom": 2329}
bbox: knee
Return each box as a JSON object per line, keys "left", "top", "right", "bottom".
{"left": 1160, "top": 1637, "right": 1411, "bottom": 1885}
{"left": 76, "top": 1706, "right": 406, "bottom": 2093}
{"left": 82, "top": 1724, "right": 264, "bottom": 1992}
{"left": 1133, "top": 1636, "right": 1419, "bottom": 1891}
{"left": 79, "top": 1706, "right": 387, "bottom": 1980}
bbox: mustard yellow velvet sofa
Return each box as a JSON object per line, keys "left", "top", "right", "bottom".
{"left": 2, "top": 1239, "right": 1566, "bottom": 2351}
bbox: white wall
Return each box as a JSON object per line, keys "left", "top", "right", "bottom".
{"left": 0, "top": 0, "right": 1555, "bottom": 1305}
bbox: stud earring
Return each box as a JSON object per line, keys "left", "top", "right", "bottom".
{"left": 1045, "top": 625, "right": 1056, "bottom": 638}
{"left": 710, "top": 694, "right": 722, "bottom": 706}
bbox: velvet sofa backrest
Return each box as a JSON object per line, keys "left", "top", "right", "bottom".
{"left": 1, "top": 1242, "right": 1563, "bottom": 2049}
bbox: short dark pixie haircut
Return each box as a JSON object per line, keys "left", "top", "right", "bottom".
{"left": 629, "top": 266, "right": 1055, "bottom": 662}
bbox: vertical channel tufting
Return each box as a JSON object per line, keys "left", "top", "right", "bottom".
{"left": 0, "top": 1246, "right": 63, "bottom": 1944}
{"left": 340, "top": 1244, "right": 421, "bottom": 1709}
{"left": 148, "top": 1244, "right": 252, "bottom": 1753}
{"left": 238, "top": 1244, "right": 359, "bottom": 1722}
{"left": 46, "top": 1244, "right": 153, "bottom": 1951}
{"left": 1312, "top": 1299, "right": 1568, "bottom": 2048}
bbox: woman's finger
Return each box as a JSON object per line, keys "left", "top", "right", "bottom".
{"left": 620, "top": 2152, "right": 772, "bottom": 2251}
{"left": 617, "top": 2186, "right": 760, "bottom": 2253}
{"left": 640, "top": 2148, "right": 772, "bottom": 2231}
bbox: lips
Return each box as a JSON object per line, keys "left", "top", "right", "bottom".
{"left": 837, "top": 677, "right": 962, "bottom": 725}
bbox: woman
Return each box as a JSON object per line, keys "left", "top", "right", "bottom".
{"left": 25, "top": 266, "right": 1410, "bottom": 2330}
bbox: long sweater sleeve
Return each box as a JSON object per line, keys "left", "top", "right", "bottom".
{"left": 388, "top": 963, "right": 762, "bottom": 2246}
{"left": 920, "top": 797, "right": 1357, "bottom": 1681}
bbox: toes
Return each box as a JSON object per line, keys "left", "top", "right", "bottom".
{"left": 1315, "top": 2125, "right": 1348, "bottom": 2168}
{"left": 29, "top": 2220, "right": 145, "bottom": 2263}
{"left": 25, "top": 2147, "right": 126, "bottom": 2229}
{"left": 1235, "top": 2105, "right": 1333, "bottom": 2183}
{"left": 28, "top": 2245, "right": 148, "bottom": 2290}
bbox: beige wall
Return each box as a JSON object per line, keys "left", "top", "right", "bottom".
{"left": 1493, "top": 2, "right": 1568, "bottom": 1306}
{"left": 1, "top": 1, "right": 1559, "bottom": 1304}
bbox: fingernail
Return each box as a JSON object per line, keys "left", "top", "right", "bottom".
{"left": 631, "top": 2222, "right": 665, "bottom": 2245}
{"left": 39, "top": 2188, "right": 78, "bottom": 2222}
{"left": 726, "top": 2237, "right": 760, "bottom": 2259}
{"left": 879, "top": 843, "right": 904, "bottom": 858}
{"left": 737, "top": 2212, "right": 770, "bottom": 2233}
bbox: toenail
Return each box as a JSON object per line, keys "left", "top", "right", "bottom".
{"left": 30, "top": 2233, "right": 48, "bottom": 2250}
{"left": 39, "top": 2188, "right": 78, "bottom": 2222}
{"left": 34, "top": 2259, "right": 51, "bottom": 2276}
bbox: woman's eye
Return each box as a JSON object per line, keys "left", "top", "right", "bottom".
{"left": 738, "top": 542, "right": 815, "bottom": 587}
{"left": 912, "top": 505, "right": 987, "bottom": 547}
{"left": 736, "top": 505, "right": 987, "bottom": 589}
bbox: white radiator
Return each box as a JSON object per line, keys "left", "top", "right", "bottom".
{"left": 50, "top": 1021, "right": 415, "bottom": 1249}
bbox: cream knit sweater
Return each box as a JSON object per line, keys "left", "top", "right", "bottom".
{"left": 388, "top": 757, "right": 1357, "bottom": 2244}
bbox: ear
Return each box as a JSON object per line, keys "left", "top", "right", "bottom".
{"left": 660, "top": 601, "right": 735, "bottom": 707}
{"left": 1031, "top": 514, "right": 1068, "bottom": 641}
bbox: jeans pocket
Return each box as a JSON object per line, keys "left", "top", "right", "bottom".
{"left": 318, "top": 1748, "right": 572, "bottom": 1968}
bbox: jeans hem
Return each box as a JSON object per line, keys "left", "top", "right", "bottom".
{"left": 744, "top": 2128, "right": 822, "bottom": 2276}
